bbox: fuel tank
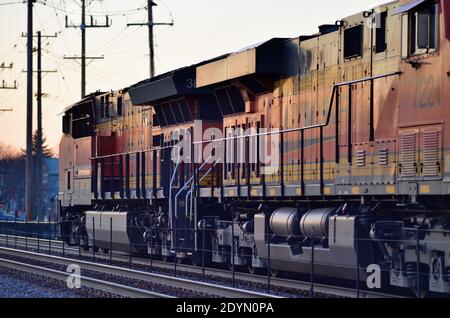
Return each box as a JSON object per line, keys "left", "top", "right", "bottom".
{"left": 299, "top": 208, "right": 336, "bottom": 238}
{"left": 269, "top": 207, "right": 300, "bottom": 237}
{"left": 85, "top": 211, "right": 139, "bottom": 252}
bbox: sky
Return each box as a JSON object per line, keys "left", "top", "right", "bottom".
{"left": 0, "top": 0, "right": 388, "bottom": 155}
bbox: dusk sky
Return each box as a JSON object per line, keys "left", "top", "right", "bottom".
{"left": 0, "top": 0, "right": 388, "bottom": 154}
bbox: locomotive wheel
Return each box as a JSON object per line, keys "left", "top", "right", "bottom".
{"left": 270, "top": 269, "right": 279, "bottom": 277}
{"left": 247, "top": 265, "right": 263, "bottom": 275}
{"left": 191, "top": 256, "right": 200, "bottom": 267}
{"left": 228, "top": 262, "right": 243, "bottom": 272}
{"left": 406, "top": 263, "right": 429, "bottom": 298}
{"left": 191, "top": 253, "right": 208, "bottom": 267}
{"left": 162, "top": 255, "right": 172, "bottom": 263}
{"left": 415, "top": 289, "right": 429, "bottom": 299}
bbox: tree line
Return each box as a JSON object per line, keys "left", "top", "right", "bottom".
{"left": 0, "top": 131, "right": 54, "bottom": 216}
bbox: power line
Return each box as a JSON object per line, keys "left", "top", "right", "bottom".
{"left": 89, "top": 26, "right": 133, "bottom": 53}
{"left": 0, "top": 1, "right": 22, "bottom": 7}
{"left": 35, "top": 0, "right": 147, "bottom": 18}
{"left": 64, "top": 0, "right": 110, "bottom": 98}
{"left": 0, "top": 43, "right": 19, "bottom": 62}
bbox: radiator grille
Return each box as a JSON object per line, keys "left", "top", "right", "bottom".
{"left": 378, "top": 148, "right": 388, "bottom": 166}
{"left": 421, "top": 130, "right": 440, "bottom": 177}
{"left": 356, "top": 150, "right": 366, "bottom": 167}
{"left": 400, "top": 133, "right": 417, "bottom": 178}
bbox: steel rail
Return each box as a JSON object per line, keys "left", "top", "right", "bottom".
{"left": 144, "top": 257, "right": 401, "bottom": 299}
{"left": 0, "top": 246, "right": 277, "bottom": 298}
{"left": 0, "top": 257, "right": 171, "bottom": 298}
{"left": 0, "top": 235, "right": 401, "bottom": 298}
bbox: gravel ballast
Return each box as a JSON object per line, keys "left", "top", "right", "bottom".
{"left": 0, "top": 269, "right": 80, "bottom": 298}
{"left": 0, "top": 265, "right": 119, "bottom": 298}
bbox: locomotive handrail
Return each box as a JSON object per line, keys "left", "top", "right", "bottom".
{"left": 185, "top": 163, "right": 216, "bottom": 217}
{"left": 89, "top": 71, "right": 401, "bottom": 161}
{"left": 89, "top": 71, "right": 401, "bottom": 199}
{"left": 168, "top": 146, "right": 181, "bottom": 250}
{"left": 90, "top": 145, "right": 174, "bottom": 160}
{"left": 172, "top": 153, "right": 212, "bottom": 252}
{"left": 186, "top": 159, "right": 220, "bottom": 252}
{"left": 191, "top": 71, "right": 402, "bottom": 145}
{"left": 174, "top": 155, "right": 213, "bottom": 218}
{"left": 190, "top": 70, "right": 401, "bottom": 196}
{"left": 186, "top": 159, "right": 220, "bottom": 218}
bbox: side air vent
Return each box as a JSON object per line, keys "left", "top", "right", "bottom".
{"left": 421, "top": 129, "right": 441, "bottom": 178}
{"left": 356, "top": 150, "right": 366, "bottom": 167}
{"left": 378, "top": 148, "right": 388, "bottom": 166}
{"left": 399, "top": 132, "right": 417, "bottom": 179}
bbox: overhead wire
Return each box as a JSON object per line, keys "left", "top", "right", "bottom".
{"left": 38, "top": 0, "right": 147, "bottom": 17}
{"left": 0, "top": 1, "right": 22, "bottom": 6}
{"left": 2, "top": 0, "right": 177, "bottom": 101}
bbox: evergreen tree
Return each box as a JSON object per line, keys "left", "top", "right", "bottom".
{"left": 20, "top": 130, "right": 54, "bottom": 158}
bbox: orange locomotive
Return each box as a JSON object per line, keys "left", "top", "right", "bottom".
{"left": 59, "top": 0, "right": 450, "bottom": 296}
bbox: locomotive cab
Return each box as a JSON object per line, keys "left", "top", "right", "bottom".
{"left": 59, "top": 93, "right": 99, "bottom": 245}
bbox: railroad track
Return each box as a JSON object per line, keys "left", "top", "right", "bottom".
{"left": 0, "top": 257, "right": 170, "bottom": 298}
{"left": 0, "top": 245, "right": 278, "bottom": 298}
{"left": 0, "top": 234, "right": 403, "bottom": 298}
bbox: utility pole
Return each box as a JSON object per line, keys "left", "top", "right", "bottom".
{"left": 0, "top": 63, "right": 13, "bottom": 70}
{"left": 26, "top": 0, "right": 34, "bottom": 221}
{"left": 64, "top": 0, "right": 110, "bottom": 98}
{"left": 21, "top": 31, "right": 57, "bottom": 220}
{"left": 0, "top": 80, "right": 18, "bottom": 89}
{"left": 0, "top": 61, "right": 17, "bottom": 150}
{"left": 36, "top": 31, "right": 57, "bottom": 220}
{"left": 0, "top": 108, "right": 13, "bottom": 116}
{"left": 127, "top": 0, "right": 174, "bottom": 78}
{"left": 0, "top": 61, "right": 18, "bottom": 89}
{"left": 36, "top": 31, "right": 44, "bottom": 222}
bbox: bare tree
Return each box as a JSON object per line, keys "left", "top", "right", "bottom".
{"left": 0, "top": 142, "right": 20, "bottom": 161}
{"left": 0, "top": 142, "right": 25, "bottom": 216}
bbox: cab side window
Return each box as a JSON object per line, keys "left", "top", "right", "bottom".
{"left": 117, "top": 96, "right": 123, "bottom": 117}
{"left": 62, "top": 114, "right": 71, "bottom": 135}
{"left": 375, "top": 11, "right": 388, "bottom": 53}
{"left": 409, "top": 2, "right": 439, "bottom": 56}
{"left": 344, "top": 25, "right": 363, "bottom": 59}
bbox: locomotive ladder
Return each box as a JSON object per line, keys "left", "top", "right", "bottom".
{"left": 171, "top": 155, "right": 217, "bottom": 251}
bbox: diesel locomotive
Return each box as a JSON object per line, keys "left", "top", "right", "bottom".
{"left": 59, "top": 0, "right": 450, "bottom": 296}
